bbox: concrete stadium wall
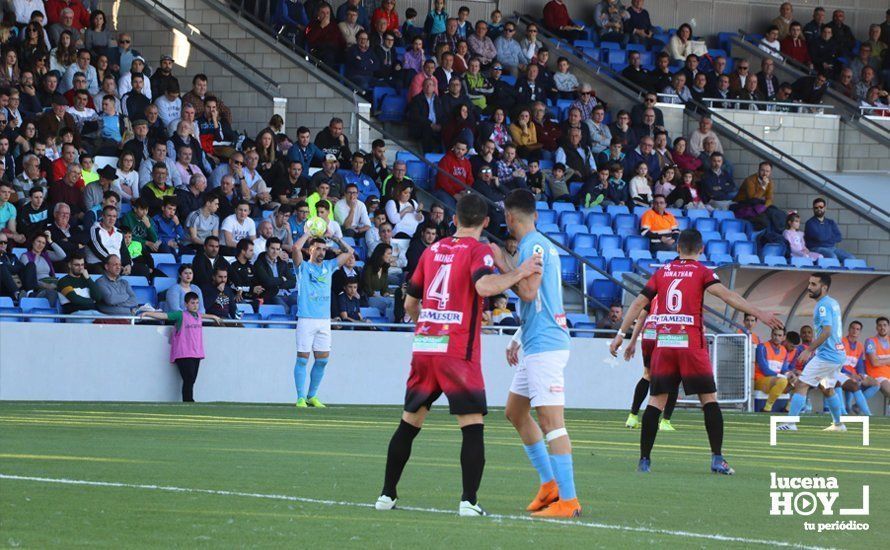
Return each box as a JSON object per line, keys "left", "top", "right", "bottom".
{"left": 839, "top": 118, "right": 890, "bottom": 173}
{"left": 690, "top": 112, "right": 890, "bottom": 270}
{"left": 105, "top": 0, "right": 365, "bottom": 139}
{"left": 0, "top": 324, "right": 642, "bottom": 408}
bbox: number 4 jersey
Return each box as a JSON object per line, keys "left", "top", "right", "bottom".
{"left": 406, "top": 236, "right": 495, "bottom": 363}
{"left": 641, "top": 259, "right": 720, "bottom": 350}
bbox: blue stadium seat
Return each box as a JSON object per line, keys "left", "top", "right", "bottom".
{"left": 156, "top": 263, "right": 179, "bottom": 279}
{"left": 266, "top": 314, "right": 294, "bottom": 327}
{"left": 626, "top": 43, "right": 646, "bottom": 53}
{"left": 717, "top": 32, "right": 736, "bottom": 52}
{"left": 694, "top": 218, "right": 718, "bottom": 233}
{"left": 844, "top": 258, "right": 870, "bottom": 270}
{"left": 536, "top": 200, "right": 550, "bottom": 210}
{"left": 378, "top": 95, "right": 407, "bottom": 122}
{"left": 609, "top": 257, "right": 633, "bottom": 275}
{"left": 153, "top": 277, "right": 176, "bottom": 295}
{"left": 624, "top": 235, "right": 649, "bottom": 252}
{"left": 571, "top": 321, "right": 597, "bottom": 338}
{"left": 724, "top": 231, "right": 747, "bottom": 244}
{"left": 586, "top": 212, "right": 611, "bottom": 227}
{"left": 573, "top": 39, "right": 597, "bottom": 50}
{"left": 239, "top": 313, "right": 263, "bottom": 328}
{"left": 721, "top": 219, "right": 748, "bottom": 236}
{"left": 569, "top": 182, "right": 583, "bottom": 197}
{"left": 584, "top": 264, "right": 607, "bottom": 285}
{"left": 559, "top": 210, "right": 583, "bottom": 227}
{"left": 712, "top": 210, "right": 736, "bottom": 222}
{"left": 0, "top": 297, "right": 14, "bottom": 307}
{"left": 700, "top": 230, "right": 722, "bottom": 244}
{"left": 564, "top": 224, "right": 589, "bottom": 242}
{"left": 538, "top": 210, "right": 557, "bottom": 225}
{"left": 0, "top": 306, "right": 23, "bottom": 322}
{"left": 552, "top": 202, "right": 575, "bottom": 215}
{"left": 153, "top": 253, "right": 177, "bottom": 265}
{"left": 817, "top": 257, "right": 841, "bottom": 269}
{"left": 27, "top": 308, "right": 59, "bottom": 323}
{"left": 405, "top": 161, "right": 429, "bottom": 189}
{"left": 635, "top": 258, "right": 658, "bottom": 273}
{"left": 705, "top": 240, "right": 730, "bottom": 256}
{"left": 656, "top": 251, "right": 678, "bottom": 263}
{"left": 736, "top": 253, "right": 761, "bottom": 266}
{"left": 628, "top": 249, "right": 652, "bottom": 262}
{"left": 500, "top": 74, "right": 516, "bottom": 86}
{"left": 590, "top": 279, "right": 621, "bottom": 305}
{"left": 545, "top": 232, "right": 568, "bottom": 247}
{"left": 685, "top": 209, "right": 710, "bottom": 220}
{"left": 133, "top": 286, "right": 158, "bottom": 307}
{"left": 632, "top": 205, "right": 649, "bottom": 218}
{"left": 763, "top": 255, "right": 788, "bottom": 266}
{"left": 424, "top": 153, "right": 444, "bottom": 164}
{"left": 710, "top": 253, "right": 734, "bottom": 265}
{"left": 538, "top": 160, "right": 555, "bottom": 171}
{"left": 360, "top": 307, "right": 380, "bottom": 320}
{"left": 675, "top": 216, "right": 690, "bottom": 230}
{"left": 20, "top": 297, "right": 52, "bottom": 312}
{"left": 666, "top": 208, "right": 683, "bottom": 219}
{"left": 791, "top": 257, "right": 814, "bottom": 268}
{"left": 575, "top": 246, "right": 597, "bottom": 258}
{"left": 761, "top": 243, "right": 785, "bottom": 258}
{"left": 560, "top": 256, "right": 580, "bottom": 283}
{"left": 601, "top": 248, "right": 626, "bottom": 260}
{"left": 600, "top": 41, "right": 622, "bottom": 51}
{"left": 612, "top": 213, "right": 636, "bottom": 233}
{"left": 372, "top": 86, "right": 397, "bottom": 110}
{"left": 180, "top": 254, "right": 195, "bottom": 265}
{"left": 599, "top": 234, "right": 623, "bottom": 251}
{"left": 572, "top": 233, "right": 597, "bottom": 249}
{"left": 539, "top": 222, "right": 560, "bottom": 233}
{"left": 588, "top": 225, "right": 614, "bottom": 236}
{"left": 732, "top": 241, "right": 756, "bottom": 256}
{"left": 259, "top": 304, "right": 287, "bottom": 318}
{"left": 565, "top": 313, "right": 591, "bottom": 327}
{"left": 606, "top": 204, "right": 630, "bottom": 216}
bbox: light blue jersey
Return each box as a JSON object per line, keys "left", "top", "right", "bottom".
{"left": 518, "top": 231, "right": 570, "bottom": 354}
{"left": 814, "top": 295, "right": 845, "bottom": 364}
{"left": 297, "top": 259, "right": 339, "bottom": 319}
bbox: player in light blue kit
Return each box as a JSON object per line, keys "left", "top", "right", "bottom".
{"left": 778, "top": 273, "right": 848, "bottom": 432}
{"left": 492, "top": 190, "right": 579, "bottom": 518}
{"left": 292, "top": 223, "right": 353, "bottom": 408}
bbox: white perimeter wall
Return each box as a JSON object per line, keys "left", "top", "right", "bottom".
{"left": 0, "top": 324, "right": 641, "bottom": 408}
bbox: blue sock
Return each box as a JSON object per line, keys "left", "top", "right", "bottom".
{"left": 308, "top": 359, "right": 328, "bottom": 398}
{"left": 549, "top": 454, "right": 577, "bottom": 500}
{"left": 825, "top": 393, "right": 842, "bottom": 424}
{"left": 852, "top": 390, "right": 872, "bottom": 416}
{"left": 294, "top": 357, "right": 309, "bottom": 399}
{"left": 838, "top": 391, "right": 848, "bottom": 415}
{"left": 862, "top": 385, "right": 880, "bottom": 399}
{"left": 788, "top": 393, "right": 807, "bottom": 417}
{"left": 523, "top": 440, "right": 554, "bottom": 484}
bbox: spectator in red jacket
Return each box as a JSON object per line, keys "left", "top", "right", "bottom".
{"left": 306, "top": 4, "right": 346, "bottom": 66}
{"left": 434, "top": 139, "right": 473, "bottom": 212}
{"left": 543, "top": 0, "right": 586, "bottom": 42}
{"left": 780, "top": 22, "right": 811, "bottom": 68}
{"left": 46, "top": 0, "right": 90, "bottom": 30}
{"left": 371, "top": 0, "right": 401, "bottom": 38}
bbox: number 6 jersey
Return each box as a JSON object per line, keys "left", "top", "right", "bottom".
{"left": 406, "top": 236, "right": 495, "bottom": 362}
{"left": 640, "top": 259, "right": 720, "bottom": 350}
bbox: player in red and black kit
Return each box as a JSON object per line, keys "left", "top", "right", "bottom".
{"left": 610, "top": 230, "right": 781, "bottom": 474}
{"left": 622, "top": 296, "right": 680, "bottom": 431}
{"left": 376, "top": 193, "right": 543, "bottom": 516}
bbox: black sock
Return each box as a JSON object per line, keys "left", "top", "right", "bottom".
{"left": 630, "top": 378, "right": 650, "bottom": 415}
{"left": 460, "top": 424, "right": 485, "bottom": 504}
{"left": 663, "top": 392, "right": 678, "bottom": 420}
{"left": 702, "top": 402, "right": 724, "bottom": 456}
{"left": 382, "top": 420, "right": 421, "bottom": 499}
{"left": 640, "top": 405, "right": 661, "bottom": 460}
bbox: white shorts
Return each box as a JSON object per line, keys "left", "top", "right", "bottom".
{"left": 835, "top": 371, "right": 850, "bottom": 385}
{"left": 799, "top": 357, "right": 843, "bottom": 389}
{"left": 296, "top": 318, "right": 331, "bottom": 353}
{"left": 509, "top": 350, "right": 570, "bottom": 408}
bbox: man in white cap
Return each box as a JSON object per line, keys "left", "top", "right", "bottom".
{"left": 309, "top": 154, "right": 346, "bottom": 199}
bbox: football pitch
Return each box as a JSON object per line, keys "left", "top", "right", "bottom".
{"left": 0, "top": 402, "right": 886, "bottom": 549}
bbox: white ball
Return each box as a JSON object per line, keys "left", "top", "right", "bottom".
{"left": 307, "top": 216, "right": 328, "bottom": 237}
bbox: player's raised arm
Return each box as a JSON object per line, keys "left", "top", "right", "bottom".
{"left": 475, "top": 254, "right": 543, "bottom": 297}
{"left": 291, "top": 228, "right": 312, "bottom": 268}
{"left": 332, "top": 235, "right": 354, "bottom": 266}
{"left": 706, "top": 283, "right": 783, "bottom": 331}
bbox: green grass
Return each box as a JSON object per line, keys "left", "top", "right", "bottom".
{"left": 0, "top": 402, "right": 887, "bottom": 548}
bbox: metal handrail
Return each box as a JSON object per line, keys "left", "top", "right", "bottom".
{"left": 705, "top": 99, "right": 834, "bottom": 111}
{"left": 860, "top": 105, "right": 890, "bottom": 116}
{"left": 0, "top": 312, "right": 616, "bottom": 336}
{"left": 131, "top": 0, "right": 280, "bottom": 97}
{"left": 729, "top": 34, "right": 890, "bottom": 145}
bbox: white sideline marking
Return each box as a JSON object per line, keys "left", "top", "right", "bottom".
{"left": 0, "top": 474, "right": 832, "bottom": 549}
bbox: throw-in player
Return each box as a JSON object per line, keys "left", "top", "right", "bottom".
{"left": 292, "top": 229, "right": 353, "bottom": 408}
{"left": 376, "top": 194, "right": 543, "bottom": 516}
{"left": 609, "top": 229, "right": 781, "bottom": 474}
{"left": 622, "top": 297, "right": 680, "bottom": 431}
{"left": 778, "top": 274, "right": 848, "bottom": 432}
{"left": 494, "top": 190, "right": 580, "bottom": 518}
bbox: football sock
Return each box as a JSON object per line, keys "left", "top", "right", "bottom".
{"left": 862, "top": 385, "right": 880, "bottom": 399}
{"left": 549, "top": 453, "right": 577, "bottom": 500}
{"left": 852, "top": 390, "right": 872, "bottom": 416}
{"left": 307, "top": 358, "right": 328, "bottom": 398}
{"left": 788, "top": 393, "right": 807, "bottom": 417}
{"left": 293, "top": 356, "right": 309, "bottom": 399}
{"left": 523, "top": 440, "right": 555, "bottom": 484}
{"left": 702, "top": 402, "right": 724, "bottom": 456}
{"left": 460, "top": 424, "right": 485, "bottom": 504}
{"left": 630, "top": 378, "right": 650, "bottom": 415}
{"left": 640, "top": 405, "right": 661, "bottom": 459}
{"left": 663, "top": 391, "right": 679, "bottom": 420}
{"left": 837, "top": 391, "right": 848, "bottom": 415}
{"left": 382, "top": 420, "right": 421, "bottom": 499}
{"left": 824, "top": 393, "right": 843, "bottom": 424}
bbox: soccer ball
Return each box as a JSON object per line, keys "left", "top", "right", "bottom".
{"left": 306, "top": 216, "right": 328, "bottom": 237}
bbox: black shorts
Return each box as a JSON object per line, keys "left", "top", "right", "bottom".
{"left": 404, "top": 355, "right": 488, "bottom": 415}
{"left": 650, "top": 347, "right": 717, "bottom": 396}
